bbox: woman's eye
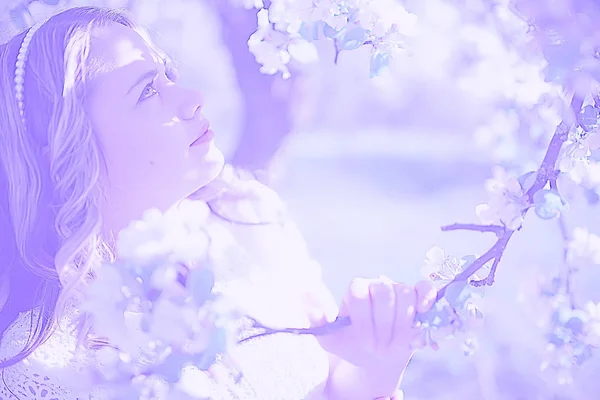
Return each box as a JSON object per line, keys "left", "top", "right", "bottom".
{"left": 139, "top": 83, "right": 158, "bottom": 102}
{"left": 136, "top": 61, "right": 178, "bottom": 104}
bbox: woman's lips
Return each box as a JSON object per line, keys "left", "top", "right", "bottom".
{"left": 190, "top": 129, "right": 214, "bottom": 146}
{"left": 190, "top": 119, "right": 212, "bottom": 146}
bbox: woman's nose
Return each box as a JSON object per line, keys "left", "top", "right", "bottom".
{"left": 179, "top": 88, "right": 205, "bottom": 121}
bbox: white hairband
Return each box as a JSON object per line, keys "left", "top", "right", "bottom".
{"left": 14, "top": 22, "right": 43, "bottom": 124}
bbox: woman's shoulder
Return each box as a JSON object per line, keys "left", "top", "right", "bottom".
{"left": 206, "top": 168, "right": 288, "bottom": 226}
{"left": 199, "top": 169, "right": 305, "bottom": 254}
{"left": 202, "top": 172, "right": 324, "bottom": 282}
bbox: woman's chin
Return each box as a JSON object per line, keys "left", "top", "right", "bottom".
{"left": 186, "top": 150, "right": 226, "bottom": 193}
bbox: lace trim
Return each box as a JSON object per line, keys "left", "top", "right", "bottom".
{"left": 0, "top": 305, "right": 105, "bottom": 399}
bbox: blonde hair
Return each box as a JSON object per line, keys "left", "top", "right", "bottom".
{"left": 0, "top": 5, "right": 274, "bottom": 370}
{"left": 0, "top": 6, "right": 139, "bottom": 368}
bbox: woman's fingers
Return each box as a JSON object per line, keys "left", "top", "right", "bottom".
{"left": 323, "top": 278, "right": 438, "bottom": 361}
{"left": 414, "top": 280, "right": 438, "bottom": 314}
{"left": 369, "top": 275, "right": 397, "bottom": 352}
{"left": 391, "top": 283, "right": 417, "bottom": 349}
{"left": 305, "top": 281, "right": 340, "bottom": 327}
{"left": 345, "top": 277, "right": 377, "bottom": 353}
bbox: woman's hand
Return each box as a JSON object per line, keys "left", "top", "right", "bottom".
{"left": 310, "top": 277, "right": 437, "bottom": 398}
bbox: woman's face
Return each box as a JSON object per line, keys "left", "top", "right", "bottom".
{"left": 86, "top": 23, "right": 224, "bottom": 223}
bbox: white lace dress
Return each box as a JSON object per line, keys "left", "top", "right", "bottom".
{"left": 0, "top": 186, "right": 334, "bottom": 400}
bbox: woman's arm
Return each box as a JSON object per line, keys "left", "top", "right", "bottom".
{"left": 323, "top": 353, "right": 407, "bottom": 399}
{"left": 196, "top": 178, "right": 410, "bottom": 398}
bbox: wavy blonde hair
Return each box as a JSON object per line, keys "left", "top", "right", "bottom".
{"left": 0, "top": 6, "right": 143, "bottom": 368}
{"left": 0, "top": 5, "right": 277, "bottom": 370}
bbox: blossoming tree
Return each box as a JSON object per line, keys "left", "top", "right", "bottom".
{"left": 3, "top": 0, "right": 600, "bottom": 398}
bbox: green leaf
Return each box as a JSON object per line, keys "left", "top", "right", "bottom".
{"left": 323, "top": 23, "right": 341, "bottom": 39}
{"left": 370, "top": 51, "right": 390, "bottom": 78}
{"left": 444, "top": 281, "right": 471, "bottom": 309}
{"left": 155, "top": 350, "right": 189, "bottom": 383}
{"left": 339, "top": 27, "right": 368, "bottom": 50}
{"left": 299, "top": 22, "right": 320, "bottom": 42}
{"left": 533, "top": 189, "right": 566, "bottom": 220}
{"left": 187, "top": 268, "right": 214, "bottom": 306}
{"left": 194, "top": 327, "right": 228, "bottom": 370}
{"left": 580, "top": 105, "right": 599, "bottom": 130}
{"left": 517, "top": 171, "right": 537, "bottom": 191}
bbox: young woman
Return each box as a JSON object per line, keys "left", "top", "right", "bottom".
{"left": 0, "top": 6, "right": 436, "bottom": 399}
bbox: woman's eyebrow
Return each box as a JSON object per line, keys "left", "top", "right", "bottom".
{"left": 126, "top": 68, "right": 159, "bottom": 96}
{"left": 126, "top": 58, "right": 171, "bottom": 96}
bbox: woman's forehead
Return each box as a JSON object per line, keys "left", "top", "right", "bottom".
{"left": 89, "top": 23, "right": 155, "bottom": 71}
{"left": 86, "top": 24, "right": 162, "bottom": 94}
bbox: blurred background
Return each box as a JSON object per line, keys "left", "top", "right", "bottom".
{"left": 3, "top": 0, "right": 600, "bottom": 398}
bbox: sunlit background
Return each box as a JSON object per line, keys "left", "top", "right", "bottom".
{"left": 3, "top": 0, "right": 600, "bottom": 398}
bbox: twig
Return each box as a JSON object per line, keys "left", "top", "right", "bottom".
{"left": 436, "top": 95, "right": 580, "bottom": 302}
{"left": 470, "top": 255, "right": 502, "bottom": 287}
{"left": 557, "top": 215, "right": 570, "bottom": 256}
{"left": 437, "top": 232, "right": 512, "bottom": 300}
{"left": 556, "top": 215, "right": 577, "bottom": 308}
{"left": 441, "top": 223, "right": 505, "bottom": 235}
{"left": 525, "top": 121, "right": 571, "bottom": 203}
{"left": 565, "top": 266, "right": 576, "bottom": 309}
{"left": 334, "top": 40, "right": 341, "bottom": 64}
{"left": 238, "top": 316, "right": 351, "bottom": 344}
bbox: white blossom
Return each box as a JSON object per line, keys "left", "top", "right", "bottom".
{"left": 567, "top": 227, "right": 600, "bottom": 268}
{"left": 116, "top": 201, "right": 211, "bottom": 267}
{"left": 476, "top": 166, "right": 527, "bottom": 230}
{"left": 584, "top": 302, "right": 600, "bottom": 347}
{"left": 421, "top": 246, "right": 487, "bottom": 285}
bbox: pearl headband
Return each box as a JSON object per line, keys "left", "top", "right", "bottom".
{"left": 14, "top": 22, "right": 43, "bottom": 124}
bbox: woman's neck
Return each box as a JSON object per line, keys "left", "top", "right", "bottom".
{"left": 100, "top": 188, "right": 183, "bottom": 240}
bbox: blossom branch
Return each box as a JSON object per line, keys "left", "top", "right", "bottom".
{"left": 239, "top": 316, "right": 352, "bottom": 344}
{"left": 524, "top": 121, "right": 572, "bottom": 203}
{"left": 437, "top": 95, "right": 581, "bottom": 301}
{"left": 244, "top": 96, "right": 582, "bottom": 344}
{"left": 441, "top": 223, "right": 505, "bottom": 235}
{"left": 437, "top": 232, "right": 512, "bottom": 300}
{"left": 470, "top": 254, "right": 502, "bottom": 287}
{"left": 245, "top": 97, "right": 581, "bottom": 344}
{"left": 556, "top": 214, "right": 577, "bottom": 308}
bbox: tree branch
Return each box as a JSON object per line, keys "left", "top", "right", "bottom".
{"left": 436, "top": 95, "right": 580, "bottom": 302}
{"left": 436, "top": 232, "right": 512, "bottom": 300}
{"left": 250, "top": 95, "right": 582, "bottom": 343}
{"left": 470, "top": 254, "right": 502, "bottom": 287}
{"left": 556, "top": 215, "right": 577, "bottom": 308}
{"left": 441, "top": 223, "right": 505, "bottom": 235}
